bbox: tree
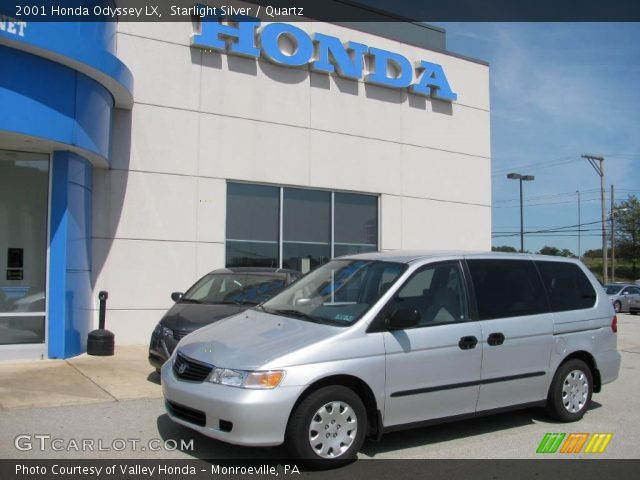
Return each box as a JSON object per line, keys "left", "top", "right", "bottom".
{"left": 539, "top": 246, "right": 561, "bottom": 256}
{"left": 538, "top": 246, "right": 575, "bottom": 257}
{"left": 492, "top": 245, "right": 517, "bottom": 252}
{"left": 614, "top": 195, "right": 640, "bottom": 277}
{"left": 583, "top": 248, "right": 602, "bottom": 259}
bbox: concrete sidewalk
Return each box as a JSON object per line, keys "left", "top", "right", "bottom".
{"left": 0, "top": 345, "right": 161, "bottom": 410}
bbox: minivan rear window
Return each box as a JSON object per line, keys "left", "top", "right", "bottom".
{"left": 535, "top": 261, "right": 596, "bottom": 312}
{"left": 466, "top": 259, "right": 549, "bottom": 320}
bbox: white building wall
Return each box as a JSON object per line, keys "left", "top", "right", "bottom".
{"left": 92, "top": 21, "right": 491, "bottom": 344}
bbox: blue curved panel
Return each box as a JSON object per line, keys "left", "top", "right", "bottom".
{"left": 0, "top": 21, "right": 133, "bottom": 107}
{"left": 49, "top": 152, "right": 93, "bottom": 358}
{"left": 0, "top": 45, "right": 113, "bottom": 161}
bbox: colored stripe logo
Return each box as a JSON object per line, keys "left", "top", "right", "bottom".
{"left": 536, "top": 433, "right": 612, "bottom": 454}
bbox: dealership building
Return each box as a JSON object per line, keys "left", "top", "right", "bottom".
{"left": 0, "top": 10, "right": 490, "bottom": 360}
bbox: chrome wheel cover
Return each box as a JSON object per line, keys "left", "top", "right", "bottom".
{"left": 308, "top": 401, "right": 358, "bottom": 458}
{"left": 562, "top": 369, "right": 589, "bottom": 413}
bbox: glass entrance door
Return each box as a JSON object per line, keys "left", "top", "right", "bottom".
{"left": 0, "top": 150, "right": 49, "bottom": 347}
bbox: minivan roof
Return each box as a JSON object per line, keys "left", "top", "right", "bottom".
{"left": 339, "top": 250, "right": 585, "bottom": 265}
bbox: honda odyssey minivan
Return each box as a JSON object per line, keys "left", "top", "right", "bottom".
{"left": 161, "top": 251, "right": 620, "bottom": 461}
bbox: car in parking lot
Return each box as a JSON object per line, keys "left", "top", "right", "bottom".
{"left": 161, "top": 252, "right": 620, "bottom": 462}
{"left": 604, "top": 283, "right": 640, "bottom": 313}
{"left": 148, "top": 267, "right": 301, "bottom": 370}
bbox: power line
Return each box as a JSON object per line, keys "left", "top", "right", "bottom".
{"left": 492, "top": 155, "right": 578, "bottom": 177}
{"left": 493, "top": 188, "right": 600, "bottom": 205}
{"left": 493, "top": 197, "right": 602, "bottom": 208}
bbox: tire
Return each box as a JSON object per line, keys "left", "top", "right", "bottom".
{"left": 546, "top": 359, "right": 593, "bottom": 422}
{"left": 285, "top": 385, "right": 367, "bottom": 461}
{"left": 614, "top": 301, "right": 622, "bottom": 314}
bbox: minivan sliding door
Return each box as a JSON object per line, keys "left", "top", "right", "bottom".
{"left": 466, "top": 258, "right": 553, "bottom": 412}
{"left": 382, "top": 261, "right": 482, "bottom": 427}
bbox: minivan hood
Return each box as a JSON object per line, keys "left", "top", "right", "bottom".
{"left": 176, "top": 308, "right": 342, "bottom": 370}
{"left": 160, "top": 303, "right": 248, "bottom": 332}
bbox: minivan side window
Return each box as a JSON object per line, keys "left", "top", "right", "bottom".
{"left": 393, "top": 262, "right": 469, "bottom": 326}
{"left": 535, "top": 261, "right": 597, "bottom": 312}
{"left": 466, "top": 259, "right": 548, "bottom": 320}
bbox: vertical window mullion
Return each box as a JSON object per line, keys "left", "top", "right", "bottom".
{"left": 331, "top": 191, "right": 335, "bottom": 259}
{"left": 279, "top": 187, "right": 284, "bottom": 269}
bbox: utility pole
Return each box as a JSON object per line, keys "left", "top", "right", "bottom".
{"left": 582, "top": 154, "right": 607, "bottom": 284}
{"left": 576, "top": 190, "right": 581, "bottom": 260}
{"left": 611, "top": 184, "right": 616, "bottom": 282}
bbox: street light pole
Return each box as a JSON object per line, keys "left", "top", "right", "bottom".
{"left": 507, "top": 173, "right": 535, "bottom": 253}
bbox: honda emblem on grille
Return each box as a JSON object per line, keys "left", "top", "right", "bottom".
{"left": 177, "top": 363, "right": 187, "bottom": 375}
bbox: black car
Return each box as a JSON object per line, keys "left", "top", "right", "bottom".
{"left": 149, "top": 267, "right": 301, "bottom": 370}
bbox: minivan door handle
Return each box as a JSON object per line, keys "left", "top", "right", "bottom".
{"left": 458, "top": 336, "right": 478, "bottom": 350}
{"left": 487, "top": 332, "right": 505, "bottom": 346}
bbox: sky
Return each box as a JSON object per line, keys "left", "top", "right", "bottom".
{"left": 433, "top": 23, "right": 640, "bottom": 255}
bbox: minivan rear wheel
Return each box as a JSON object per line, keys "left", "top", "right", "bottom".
{"left": 285, "top": 385, "right": 366, "bottom": 461}
{"left": 546, "top": 359, "right": 593, "bottom": 422}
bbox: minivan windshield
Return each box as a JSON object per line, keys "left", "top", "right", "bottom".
{"left": 181, "top": 273, "right": 287, "bottom": 305}
{"left": 261, "top": 260, "right": 407, "bottom": 326}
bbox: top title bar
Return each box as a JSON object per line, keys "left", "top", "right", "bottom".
{"left": 1, "top": 0, "right": 639, "bottom": 22}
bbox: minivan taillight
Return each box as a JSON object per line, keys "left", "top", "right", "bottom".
{"left": 611, "top": 315, "right": 617, "bottom": 333}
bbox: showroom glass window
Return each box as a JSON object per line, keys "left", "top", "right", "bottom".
{"left": 282, "top": 188, "right": 331, "bottom": 271}
{"left": 226, "top": 183, "right": 378, "bottom": 272}
{"left": 0, "top": 150, "right": 49, "bottom": 345}
{"left": 226, "top": 183, "right": 280, "bottom": 268}
{"left": 334, "top": 193, "right": 378, "bottom": 257}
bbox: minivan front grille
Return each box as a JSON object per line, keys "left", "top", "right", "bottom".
{"left": 173, "top": 352, "right": 213, "bottom": 382}
{"left": 166, "top": 401, "right": 206, "bottom": 427}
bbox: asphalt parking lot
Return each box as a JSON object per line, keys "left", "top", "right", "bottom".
{"left": 1, "top": 313, "right": 639, "bottom": 460}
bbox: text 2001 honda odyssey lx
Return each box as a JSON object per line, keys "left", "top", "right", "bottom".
{"left": 161, "top": 251, "right": 620, "bottom": 461}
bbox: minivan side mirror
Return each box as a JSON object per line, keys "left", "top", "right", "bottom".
{"left": 171, "top": 292, "right": 183, "bottom": 302}
{"left": 387, "top": 308, "right": 420, "bottom": 330}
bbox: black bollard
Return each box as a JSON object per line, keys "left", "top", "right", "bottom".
{"left": 87, "top": 291, "right": 115, "bottom": 356}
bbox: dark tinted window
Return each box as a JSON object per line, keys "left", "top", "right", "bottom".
{"left": 334, "top": 193, "right": 378, "bottom": 257}
{"left": 282, "top": 188, "right": 331, "bottom": 272}
{"left": 392, "top": 262, "right": 469, "bottom": 326}
{"left": 536, "top": 261, "right": 597, "bottom": 311}
{"left": 467, "top": 259, "right": 548, "bottom": 320}
{"left": 225, "top": 183, "right": 379, "bottom": 272}
{"left": 226, "top": 183, "right": 279, "bottom": 268}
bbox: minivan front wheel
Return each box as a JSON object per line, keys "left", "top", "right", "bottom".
{"left": 546, "top": 359, "right": 593, "bottom": 422}
{"left": 286, "top": 386, "right": 366, "bottom": 461}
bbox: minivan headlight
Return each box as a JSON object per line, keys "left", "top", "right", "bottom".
{"left": 154, "top": 323, "right": 173, "bottom": 337}
{"left": 208, "top": 368, "right": 284, "bottom": 389}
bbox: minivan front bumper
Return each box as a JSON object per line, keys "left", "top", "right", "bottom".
{"left": 161, "top": 361, "right": 304, "bottom": 447}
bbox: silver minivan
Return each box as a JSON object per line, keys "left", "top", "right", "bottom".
{"left": 161, "top": 251, "right": 620, "bottom": 461}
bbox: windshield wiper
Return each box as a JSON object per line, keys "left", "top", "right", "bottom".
{"left": 272, "top": 308, "right": 320, "bottom": 323}
{"left": 216, "top": 300, "right": 243, "bottom": 305}
{"left": 179, "top": 298, "right": 202, "bottom": 304}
